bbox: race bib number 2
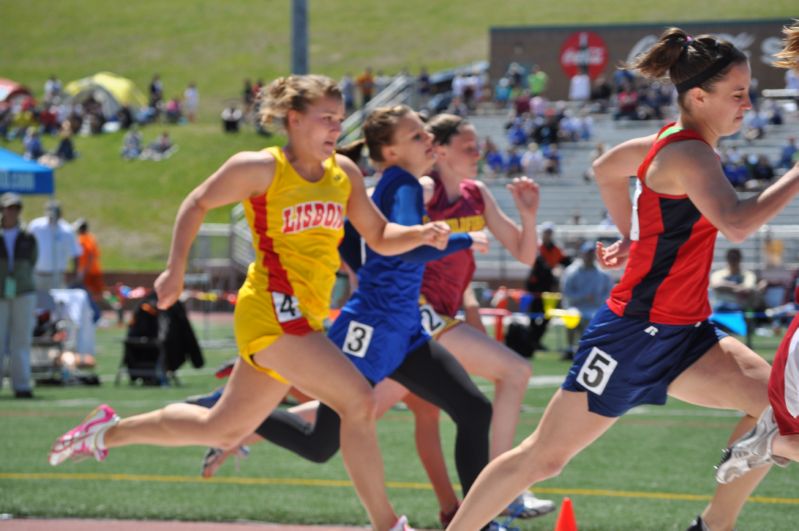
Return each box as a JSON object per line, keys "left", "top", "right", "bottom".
{"left": 420, "top": 304, "right": 445, "bottom": 336}
{"left": 272, "top": 292, "right": 302, "bottom": 323}
{"left": 577, "top": 347, "right": 618, "bottom": 396}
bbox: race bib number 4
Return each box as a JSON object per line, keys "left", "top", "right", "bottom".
{"left": 420, "top": 304, "right": 445, "bottom": 336}
{"left": 272, "top": 292, "right": 302, "bottom": 323}
{"left": 577, "top": 347, "right": 618, "bottom": 396}
{"left": 343, "top": 321, "right": 374, "bottom": 358}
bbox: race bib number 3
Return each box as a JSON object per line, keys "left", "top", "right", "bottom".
{"left": 343, "top": 321, "right": 374, "bottom": 358}
{"left": 420, "top": 304, "right": 444, "bottom": 335}
{"left": 577, "top": 347, "right": 618, "bottom": 396}
{"left": 272, "top": 292, "right": 302, "bottom": 323}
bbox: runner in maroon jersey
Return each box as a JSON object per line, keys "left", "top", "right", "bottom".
{"left": 447, "top": 27, "right": 799, "bottom": 531}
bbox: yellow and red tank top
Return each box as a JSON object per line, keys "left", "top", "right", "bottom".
{"left": 607, "top": 123, "right": 718, "bottom": 325}
{"left": 241, "top": 146, "right": 351, "bottom": 330}
{"left": 420, "top": 174, "right": 486, "bottom": 317}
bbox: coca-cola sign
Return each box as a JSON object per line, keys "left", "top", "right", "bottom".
{"left": 559, "top": 31, "right": 609, "bottom": 79}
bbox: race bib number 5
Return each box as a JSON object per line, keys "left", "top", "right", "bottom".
{"left": 272, "top": 292, "right": 302, "bottom": 323}
{"left": 577, "top": 347, "right": 618, "bottom": 396}
{"left": 420, "top": 304, "right": 445, "bottom": 336}
{"left": 343, "top": 321, "right": 374, "bottom": 358}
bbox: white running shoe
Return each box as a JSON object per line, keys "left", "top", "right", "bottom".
{"left": 715, "top": 406, "right": 790, "bottom": 484}
{"left": 201, "top": 445, "right": 250, "bottom": 478}
{"left": 388, "top": 515, "right": 415, "bottom": 531}
{"left": 49, "top": 404, "right": 119, "bottom": 466}
{"left": 503, "top": 491, "right": 556, "bottom": 519}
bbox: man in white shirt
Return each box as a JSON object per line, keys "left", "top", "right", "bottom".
{"left": 27, "top": 200, "right": 81, "bottom": 291}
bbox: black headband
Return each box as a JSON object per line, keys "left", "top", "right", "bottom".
{"left": 675, "top": 54, "right": 735, "bottom": 93}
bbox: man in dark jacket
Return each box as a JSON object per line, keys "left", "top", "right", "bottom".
{"left": 0, "top": 193, "right": 38, "bottom": 398}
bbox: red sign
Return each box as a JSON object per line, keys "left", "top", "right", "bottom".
{"left": 559, "top": 31, "right": 609, "bottom": 79}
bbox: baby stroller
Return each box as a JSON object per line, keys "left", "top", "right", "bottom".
{"left": 116, "top": 292, "right": 204, "bottom": 386}
{"left": 31, "top": 290, "right": 99, "bottom": 385}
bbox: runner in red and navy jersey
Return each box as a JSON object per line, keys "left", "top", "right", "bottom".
{"left": 715, "top": 21, "right": 799, "bottom": 487}
{"left": 448, "top": 28, "right": 799, "bottom": 531}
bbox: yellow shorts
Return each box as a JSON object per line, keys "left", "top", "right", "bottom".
{"left": 234, "top": 285, "right": 325, "bottom": 384}
{"left": 419, "top": 296, "right": 463, "bottom": 340}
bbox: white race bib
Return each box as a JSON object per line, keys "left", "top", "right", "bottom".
{"left": 342, "top": 321, "right": 374, "bottom": 358}
{"left": 272, "top": 292, "right": 302, "bottom": 323}
{"left": 420, "top": 304, "right": 445, "bottom": 336}
{"left": 577, "top": 347, "right": 618, "bottom": 396}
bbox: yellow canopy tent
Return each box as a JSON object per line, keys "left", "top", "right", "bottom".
{"left": 64, "top": 72, "right": 147, "bottom": 119}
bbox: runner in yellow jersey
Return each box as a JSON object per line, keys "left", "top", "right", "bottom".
{"left": 49, "top": 74, "right": 450, "bottom": 531}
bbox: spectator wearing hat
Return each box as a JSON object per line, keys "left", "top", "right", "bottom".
{"left": 0, "top": 193, "right": 38, "bottom": 398}
{"left": 27, "top": 201, "right": 81, "bottom": 291}
{"left": 560, "top": 240, "right": 612, "bottom": 360}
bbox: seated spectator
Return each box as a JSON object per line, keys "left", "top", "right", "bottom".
{"left": 165, "top": 97, "right": 183, "bottom": 124}
{"left": 117, "top": 105, "right": 134, "bottom": 130}
{"left": 614, "top": 81, "right": 639, "bottom": 120}
{"left": 140, "top": 131, "right": 176, "bottom": 161}
{"left": 532, "top": 113, "right": 559, "bottom": 146}
{"left": 543, "top": 144, "right": 561, "bottom": 175}
{"left": 121, "top": 125, "right": 143, "bottom": 160}
{"left": 778, "top": 137, "right": 798, "bottom": 170}
{"left": 506, "top": 119, "right": 528, "bottom": 147}
{"left": 710, "top": 248, "right": 761, "bottom": 312}
{"left": 152, "top": 131, "right": 171, "bottom": 152}
{"left": 749, "top": 155, "right": 775, "bottom": 186}
{"left": 446, "top": 96, "right": 469, "bottom": 117}
{"left": 743, "top": 110, "right": 767, "bottom": 142}
{"left": 23, "top": 127, "right": 44, "bottom": 160}
{"left": 505, "top": 147, "right": 523, "bottom": 176}
{"left": 221, "top": 105, "right": 243, "bottom": 133}
{"left": 482, "top": 138, "right": 505, "bottom": 177}
{"left": 521, "top": 142, "right": 545, "bottom": 178}
{"left": 722, "top": 149, "right": 750, "bottom": 188}
{"left": 39, "top": 122, "right": 77, "bottom": 168}
{"left": 38, "top": 106, "right": 59, "bottom": 135}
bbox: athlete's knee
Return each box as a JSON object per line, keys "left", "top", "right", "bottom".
{"left": 303, "top": 434, "right": 340, "bottom": 463}
{"left": 515, "top": 435, "right": 570, "bottom": 482}
{"left": 500, "top": 355, "right": 532, "bottom": 390}
{"left": 337, "top": 385, "right": 378, "bottom": 425}
{"left": 517, "top": 444, "right": 568, "bottom": 482}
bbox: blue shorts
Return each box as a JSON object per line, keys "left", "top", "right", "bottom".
{"left": 561, "top": 304, "right": 726, "bottom": 417}
{"left": 327, "top": 309, "right": 429, "bottom": 384}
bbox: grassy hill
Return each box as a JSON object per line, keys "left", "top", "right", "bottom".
{"left": 2, "top": 0, "right": 795, "bottom": 270}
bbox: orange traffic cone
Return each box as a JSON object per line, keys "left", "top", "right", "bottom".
{"left": 554, "top": 497, "right": 578, "bottom": 531}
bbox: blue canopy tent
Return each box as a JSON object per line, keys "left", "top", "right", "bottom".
{"left": 0, "top": 147, "right": 54, "bottom": 195}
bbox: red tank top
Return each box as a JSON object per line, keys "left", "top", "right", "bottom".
{"left": 421, "top": 176, "right": 486, "bottom": 317}
{"left": 607, "top": 124, "right": 718, "bottom": 325}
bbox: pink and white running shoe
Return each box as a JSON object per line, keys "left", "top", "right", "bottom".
{"left": 49, "top": 404, "right": 120, "bottom": 466}
{"left": 388, "top": 515, "right": 415, "bottom": 531}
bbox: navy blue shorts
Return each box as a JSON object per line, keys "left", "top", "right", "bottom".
{"left": 561, "top": 304, "right": 726, "bottom": 417}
